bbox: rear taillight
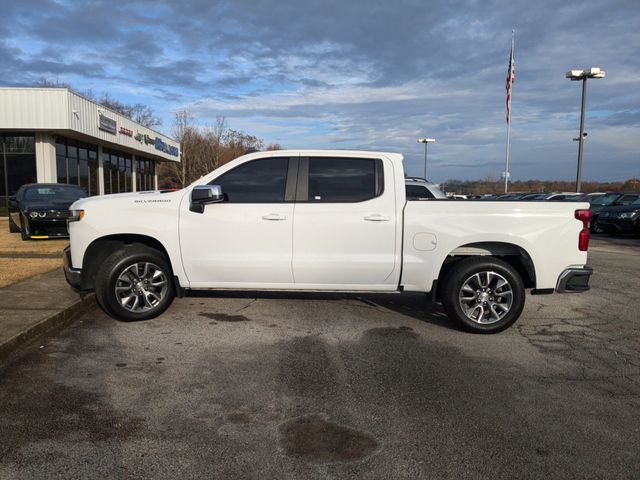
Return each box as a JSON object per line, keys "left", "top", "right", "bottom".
{"left": 575, "top": 209, "right": 590, "bottom": 251}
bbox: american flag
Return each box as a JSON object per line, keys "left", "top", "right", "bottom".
{"left": 505, "top": 41, "right": 515, "bottom": 123}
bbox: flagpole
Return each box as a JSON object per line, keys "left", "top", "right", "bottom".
{"left": 504, "top": 30, "right": 515, "bottom": 193}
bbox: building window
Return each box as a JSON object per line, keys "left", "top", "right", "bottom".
{"left": 55, "top": 137, "right": 98, "bottom": 195}
{"left": 103, "top": 148, "right": 132, "bottom": 194}
{"left": 136, "top": 157, "right": 155, "bottom": 191}
{"left": 1, "top": 133, "right": 37, "bottom": 216}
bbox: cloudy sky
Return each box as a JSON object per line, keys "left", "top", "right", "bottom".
{"left": 2, "top": 0, "right": 639, "bottom": 181}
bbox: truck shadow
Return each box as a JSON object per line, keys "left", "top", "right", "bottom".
{"left": 186, "top": 290, "right": 459, "bottom": 331}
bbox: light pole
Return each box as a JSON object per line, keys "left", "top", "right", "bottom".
{"left": 566, "top": 67, "right": 605, "bottom": 192}
{"left": 417, "top": 138, "right": 436, "bottom": 180}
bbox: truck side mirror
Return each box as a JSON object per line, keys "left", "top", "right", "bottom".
{"left": 190, "top": 185, "right": 224, "bottom": 213}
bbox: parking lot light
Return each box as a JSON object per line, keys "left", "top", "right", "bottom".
{"left": 566, "top": 67, "right": 606, "bottom": 192}
{"left": 417, "top": 138, "right": 436, "bottom": 180}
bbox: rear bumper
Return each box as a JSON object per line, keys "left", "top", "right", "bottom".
{"left": 63, "top": 246, "right": 83, "bottom": 291}
{"left": 556, "top": 265, "right": 593, "bottom": 293}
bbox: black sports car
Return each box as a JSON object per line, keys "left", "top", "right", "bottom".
{"left": 589, "top": 193, "right": 639, "bottom": 233}
{"left": 597, "top": 196, "right": 640, "bottom": 236}
{"left": 8, "top": 184, "right": 87, "bottom": 240}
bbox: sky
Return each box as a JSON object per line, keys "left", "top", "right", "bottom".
{"left": 1, "top": 0, "right": 639, "bottom": 182}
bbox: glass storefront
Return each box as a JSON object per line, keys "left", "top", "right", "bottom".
{"left": 0, "top": 131, "right": 165, "bottom": 215}
{"left": 136, "top": 157, "right": 156, "bottom": 191}
{"left": 1, "top": 133, "right": 37, "bottom": 216}
{"left": 55, "top": 137, "right": 99, "bottom": 195}
{"left": 103, "top": 148, "right": 133, "bottom": 195}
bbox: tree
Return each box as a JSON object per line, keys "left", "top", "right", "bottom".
{"left": 157, "top": 110, "right": 281, "bottom": 189}
{"left": 97, "top": 93, "right": 161, "bottom": 128}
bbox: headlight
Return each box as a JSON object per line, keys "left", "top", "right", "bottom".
{"left": 68, "top": 210, "right": 85, "bottom": 222}
{"left": 29, "top": 211, "right": 39, "bottom": 218}
{"left": 617, "top": 211, "right": 638, "bottom": 219}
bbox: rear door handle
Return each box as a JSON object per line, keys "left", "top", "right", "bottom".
{"left": 364, "top": 214, "right": 390, "bottom": 222}
{"left": 262, "top": 213, "right": 287, "bottom": 221}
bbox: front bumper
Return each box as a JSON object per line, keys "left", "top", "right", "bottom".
{"left": 63, "top": 246, "right": 82, "bottom": 291}
{"left": 26, "top": 218, "right": 70, "bottom": 239}
{"left": 597, "top": 217, "right": 638, "bottom": 234}
{"left": 556, "top": 266, "right": 593, "bottom": 293}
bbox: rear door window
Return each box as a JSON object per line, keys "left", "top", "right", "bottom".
{"left": 306, "top": 157, "right": 383, "bottom": 202}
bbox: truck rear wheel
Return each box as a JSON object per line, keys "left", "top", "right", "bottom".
{"left": 95, "top": 246, "right": 175, "bottom": 322}
{"left": 441, "top": 257, "right": 525, "bottom": 333}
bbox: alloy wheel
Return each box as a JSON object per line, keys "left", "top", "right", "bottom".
{"left": 115, "top": 262, "right": 168, "bottom": 313}
{"left": 458, "top": 271, "right": 513, "bottom": 324}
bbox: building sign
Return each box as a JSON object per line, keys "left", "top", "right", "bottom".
{"left": 155, "top": 137, "right": 179, "bottom": 157}
{"left": 133, "top": 133, "right": 179, "bottom": 157}
{"left": 119, "top": 127, "right": 133, "bottom": 137}
{"left": 98, "top": 114, "right": 117, "bottom": 135}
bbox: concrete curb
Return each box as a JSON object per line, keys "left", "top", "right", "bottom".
{"left": 0, "top": 293, "right": 96, "bottom": 363}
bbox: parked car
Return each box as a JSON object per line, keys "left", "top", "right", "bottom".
{"left": 519, "top": 193, "right": 550, "bottom": 201}
{"left": 596, "top": 195, "right": 640, "bottom": 236}
{"left": 404, "top": 178, "right": 446, "bottom": 200}
{"left": 588, "top": 193, "right": 639, "bottom": 233}
{"left": 8, "top": 183, "right": 86, "bottom": 240}
{"left": 495, "top": 192, "right": 529, "bottom": 200}
{"left": 545, "top": 192, "right": 585, "bottom": 201}
{"left": 64, "top": 150, "right": 592, "bottom": 334}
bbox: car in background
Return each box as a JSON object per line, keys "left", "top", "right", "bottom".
{"left": 519, "top": 193, "right": 551, "bottom": 201}
{"left": 405, "top": 178, "right": 446, "bottom": 200}
{"left": 596, "top": 194, "right": 640, "bottom": 236}
{"left": 545, "top": 192, "right": 585, "bottom": 201}
{"left": 587, "top": 193, "right": 639, "bottom": 233}
{"left": 8, "top": 183, "right": 87, "bottom": 240}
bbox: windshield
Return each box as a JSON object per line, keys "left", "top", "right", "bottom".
{"left": 590, "top": 194, "right": 620, "bottom": 206}
{"left": 24, "top": 186, "right": 86, "bottom": 202}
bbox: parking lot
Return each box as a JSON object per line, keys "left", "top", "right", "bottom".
{"left": 1, "top": 236, "right": 638, "bottom": 479}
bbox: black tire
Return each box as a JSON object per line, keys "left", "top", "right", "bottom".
{"left": 95, "top": 246, "right": 175, "bottom": 321}
{"left": 440, "top": 257, "right": 525, "bottom": 334}
{"left": 20, "top": 215, "right": 30, "bottom": 241}
{"left": 8, "top": 215, "right": 19, "bottom": 233}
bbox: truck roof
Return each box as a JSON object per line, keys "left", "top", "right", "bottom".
{"left": 237, "top": 149, "right": 404, "bottom": 163}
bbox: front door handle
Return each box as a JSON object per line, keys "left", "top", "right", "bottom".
{"left": 262, "top": 213, "right": 287, "bottom": 221}
{"left": 364, "top": 214, "right": 390, "bottom": 222}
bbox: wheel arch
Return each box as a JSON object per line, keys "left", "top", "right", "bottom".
{"left": 436, "top": 241, "right": 536, "bottom": 296}
{"left": 81, "top": 234, "right": 173, "bottom": 291}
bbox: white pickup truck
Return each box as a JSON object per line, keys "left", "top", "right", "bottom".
{"left": 64, "top": 150, "right": 592, "bottom": 333}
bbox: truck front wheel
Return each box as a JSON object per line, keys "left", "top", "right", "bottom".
{"left": 441, "top": 257, "right": 525, "bottom": 333}
{"left": 95, "top": 246, "right": 175, "bottom": 321}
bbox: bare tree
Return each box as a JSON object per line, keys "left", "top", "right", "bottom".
{"left": 34, "top": 80, "right": 161, "bottom": 128}
{"left": 158, "top": 111, "right": 282, "bottom": 189}
{"left": 97, "top": 93, "right": 162, "bottom": 128}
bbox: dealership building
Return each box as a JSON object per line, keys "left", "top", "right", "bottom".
{"left": 0, "top": 87, "right": 180, "bottom": 212}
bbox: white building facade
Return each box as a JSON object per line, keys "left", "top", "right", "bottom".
{"left": 0, "top": 88, "right": 180, "bottom": 213}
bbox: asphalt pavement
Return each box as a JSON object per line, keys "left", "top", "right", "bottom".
{"left": 1, "top": 236, "right": 638, "bottom": 479}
